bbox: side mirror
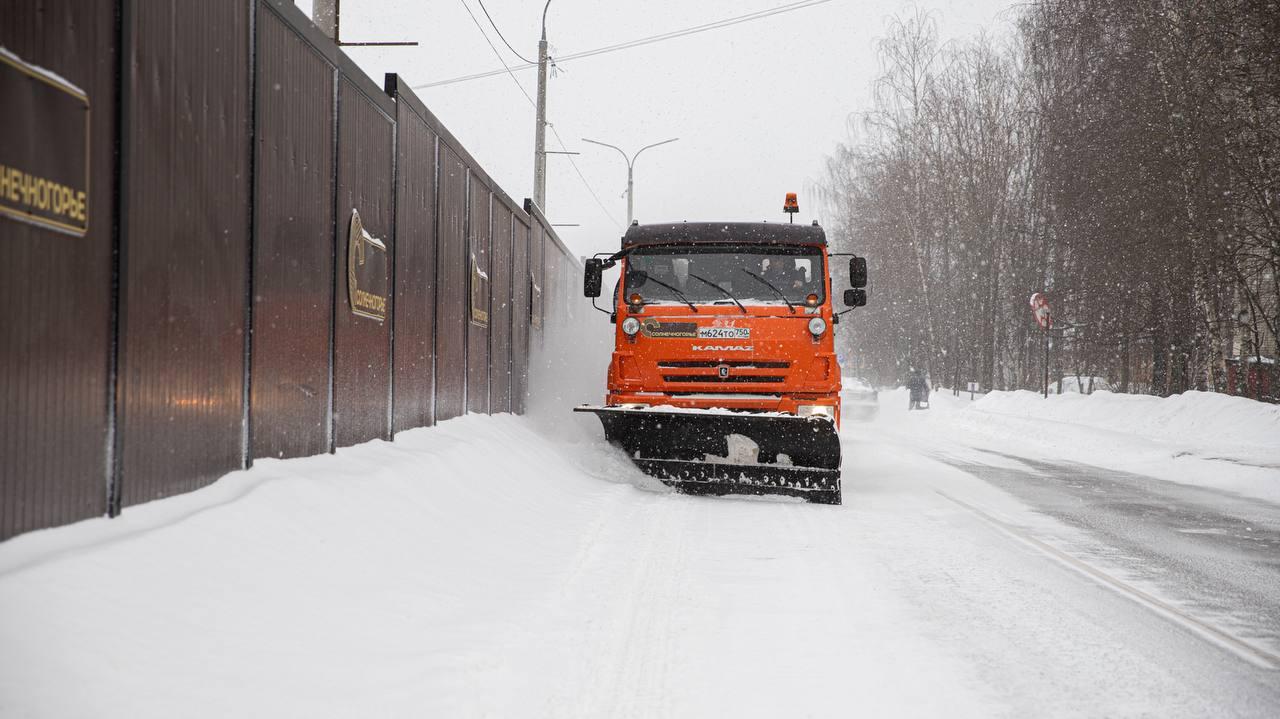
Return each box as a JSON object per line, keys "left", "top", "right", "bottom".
{"left": 843, "top": 288, "right": 867, "bottom": 307}
{"left": 583, "top": 258, "right": 603, "bottom": 297}
{"left": 849, "top": 256, "right": 868, "bottom": 289}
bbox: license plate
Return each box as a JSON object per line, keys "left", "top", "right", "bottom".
{"left": 698, "top": 327, "right": 750, "bottom": 339}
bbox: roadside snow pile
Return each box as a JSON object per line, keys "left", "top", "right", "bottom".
{"left": 878, "top": 387, "right": 1280, "bottom": 504}
{"left": 973, "top": 389, "right": 1280, "bottom": 454}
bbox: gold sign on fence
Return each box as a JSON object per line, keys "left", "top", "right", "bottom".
{"left": 470, "top": 254, "right": 489, "bottom": 327}
{"left": 0, "top": 49, "right": 90, "bottom": 236}
{"left": 530, "top": 277, "right": 542, "bottom": 329}
{"left": 347, "top": 208, "right": 388, "bottom": 322}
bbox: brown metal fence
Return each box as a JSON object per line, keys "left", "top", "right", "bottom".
{"left": 0, "top": 0, "right": 579, "bottom": 541}
{"left": 389, "top": 79, "right": 439, "bottom": 434}
{"left": 0, "top": 0, "right": 117, "bottom": 537}
{"left": 466, "top": 178, "right": 492, "bottom": 415}
{"left": 250, "top": 6, "right": 337, "bottom": 460}
{"left": 433, "top": 143, "right": 469, "bottom": 424}
{"left": 116, "top": 0, "right": 253, "bottom": 508}
{"left": 333, "top": 74, "right": 395, "bottom": 448}
{"left": 490, "top": 202, "right": 514, "bottom": 414}
{"left": 511, "top": 213, "right": 532, "bottom": 414}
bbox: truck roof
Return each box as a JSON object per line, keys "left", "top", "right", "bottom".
{"left": 621, "top": 222, "right": 827, "bottom": 249}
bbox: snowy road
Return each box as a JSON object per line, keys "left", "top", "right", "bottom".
{"left": 929, "top": 450, "right": 1280, "bottom": 659}
{"left": 550, "top": 419, "right": 1280, "bottom": 718}
{"left": 2, "top": 393, "right": 1279, "bottom": 717}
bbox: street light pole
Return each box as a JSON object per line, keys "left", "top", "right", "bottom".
{"left": 581, "top": 137, "right": 679, "bottom": 225}
{"left": 532, "top": 1, "right": 552, "bottom": 212}
{"left": 626, "top": 162, "right": 634, "bottom": 227}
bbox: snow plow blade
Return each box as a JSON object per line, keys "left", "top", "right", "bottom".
{"left": 574, "top": 406, "right": 842, "bottom": 504}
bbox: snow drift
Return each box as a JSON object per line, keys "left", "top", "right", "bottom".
{"left": 972, "top": 389, "right": 1280, "bottom": 453}
{"left": 879, "top": 387, "right": 1280, "bottom": 504}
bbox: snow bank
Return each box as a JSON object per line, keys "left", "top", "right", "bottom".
{"left": 877, "top": 387, "right": 1280, "bottom": 504}
{"left": 973, "top": 390, "right": 1280, "bottom": 456}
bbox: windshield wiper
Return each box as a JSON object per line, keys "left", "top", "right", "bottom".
{"left": 738, "top": 268, "right": 796, "bottom": 313}
{"left": 637, "top": 276, "right": 698, "bottom": 312}
{"left": 687, "top": 273, "right": 747, "bottom": 314}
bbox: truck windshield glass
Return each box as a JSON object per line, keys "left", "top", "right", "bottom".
{"left": 623, "top": 245, "right": 824, "bottom": 306}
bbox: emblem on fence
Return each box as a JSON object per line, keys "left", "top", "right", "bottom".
{"left": 530, "top": 276, "right": 542, "bottom": 329}
{"left": 0, "top": 49, "right": 90, "bottom": 236}
{"left": 347, "top": 208, "right": 388, "bottom": 322}
{"left": 470, "top": 253, "right": 489, "bottom": 327}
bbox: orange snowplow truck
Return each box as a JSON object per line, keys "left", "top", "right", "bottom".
{"left": 575, "top": 213, "right": 868, "bottom": 504}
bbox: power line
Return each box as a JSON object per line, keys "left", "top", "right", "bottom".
{"left": 457, "top": 0, "right": 623, "bottom": 230}
{"left": 459, "top": 0, "right": 537, "bottom": 103}
{"left": 547, "top": 0, "right": 837, "bottom": 65}
{"left": 414, "top": 0, "right": 837, "bottom": 90}
{"left": 475, "top": 0, "right": 537, "bottom": 65}
{"left": 548, "top": 123, "right": 624, "bottom": 230}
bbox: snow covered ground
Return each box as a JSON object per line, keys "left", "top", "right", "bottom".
{"left": 907, "top": 387, "right": 1280, "bottom": 504}
{"left": 2, "top": 388, "right": 1278, "bottom": 717}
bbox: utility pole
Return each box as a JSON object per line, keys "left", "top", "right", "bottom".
{"left": 314, "top": 0, "right": 339, "bottom": 40}
{"left": 532, "top": 1, "right": 552, "bottom": 212}
{"left": 581, "top": 137, "right": 679, "bottom": 225}
{"left": 1043, "top": 329, "right": 1050, "bottom": 399}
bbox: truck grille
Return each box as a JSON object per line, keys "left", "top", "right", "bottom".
{"left": 657, "top": 360, "right": 790, "bottom": 369}
{"left": 662, "top": 375, "right": 785, "bottom": 384}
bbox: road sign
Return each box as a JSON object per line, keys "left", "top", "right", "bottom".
{"left": 966, "top": 381, "right": 979, "bottom": 400}
{"left": 1029, "top": 293, "right": 1052, "bottom": 330}
{"left": 1030, "top": 293, "right": 1052, "bottom": 397}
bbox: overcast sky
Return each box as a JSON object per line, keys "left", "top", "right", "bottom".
{"left": 298, "top": 0, "right": 1018, "bottom": 259}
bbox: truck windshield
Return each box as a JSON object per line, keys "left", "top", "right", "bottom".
{"left": 623, "top": 245, "right": 824, "bottom": 306}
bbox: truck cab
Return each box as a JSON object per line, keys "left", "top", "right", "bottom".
{"left": 577, "top": 219, "right": 868, "bottom": 504}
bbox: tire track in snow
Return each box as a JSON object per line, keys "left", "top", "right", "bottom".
{"left": 531, "top": 489, "right": 692, "bottom": 718}
{"left": 596, "top": 495, "right": 692, "bottom": 718}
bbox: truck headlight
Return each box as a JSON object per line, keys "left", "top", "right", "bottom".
{"left": 797, "top": 404, "right": 834, "bottom": 418}
{"left": 807, "top": 317, "right": 827, "bottom": 336}
{"left": 621, "top": 317, "right": 641, "bottom": 336}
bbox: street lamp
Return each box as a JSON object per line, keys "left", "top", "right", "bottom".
{"left": 581, "top": 137, "right": 679, "bottom": 225}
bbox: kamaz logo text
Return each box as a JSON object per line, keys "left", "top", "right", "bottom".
{"left": 691, "top": 345, "right": 754, "bottom": 352}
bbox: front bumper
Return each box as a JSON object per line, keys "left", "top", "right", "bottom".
{"left": 606, "top": 391, "right": 838, "bottom": 418}
{"left": 574, "top": 405, "right": 842, "bottom": 503}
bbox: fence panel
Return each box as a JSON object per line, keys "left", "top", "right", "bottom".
{"left": 490, "top": 202, "right": 514, "bottom": 413}
{"left": 0, "top": 0, "right": 116, "bottom": 539}
{"left": 390, "top": 85, "right": 438, "bottom": 433}
{"left": 527, "top": 205, "right": 546, "bottom": 343}
{"left": 510, "top": 214, "right": 531, "bottom": 413}
{"left": 118, "top": 0, "right": 252, "bottom": 507}
{"left": 434, "top": 144, "right": 468, "bottom": 421}
{"left": 332, "top": 76, "right": 394, "bottom": 447}
{"left": 466, "top": 178, "right": 492, "bottom": 414}
{"left": 250, "top": 5, "right": 336, "bottom": 459}
{"left": 543, "top": 231, "right": 560, "bottom": 333}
